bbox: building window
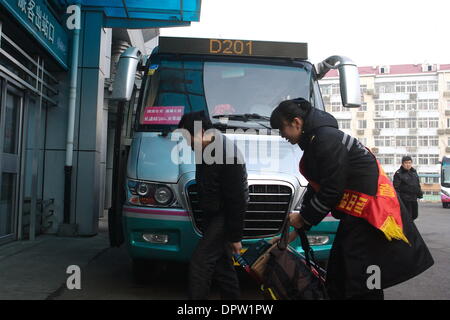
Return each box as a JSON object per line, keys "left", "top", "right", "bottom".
{"left": 429, "top": 118, "right": 439, "bottom": 128}
{"left": 396, "top": 100, "right": 406, "bottom": 111}
{"left": 417, "top": 80, "right": 438, "bottom": 92}
{"left": 406, "top": 100, "right": 417, "bottom": 111}
{"left": 418, "top": 119, "right": 428, "bottom": 128}
{"left": 375, "top": 120, "right": 394, "bottom": 129}
{"left": 396, "top": 136, "right": 407, "bottom": 147}
{"left": 418, "top": 118, "right": 439, "bottom": 128}
{"left": 447, "top": 118, "right": 450, "bottom": 128}
{"left": 358, "top": 120, "right": 367, "bottom": 129}
{"left": 375, "top": 136, "right": 395, "bottom": 147}
{"left": 420, "top": 176, "right": 439, "bottom": 184}
{"left": 397, "top": 119, "right": 407, "bottom": 129}
{"left": 418, "top": 99, "right": 439, "bottom": 111}
{"left": 430, "top": 136, "right": 438, "bottom": 146}
{"left": 419, "top": 136, "right": 428, "bottom": 147}
{"left": 428, "top": 80, "right": 438, "bottom": 92}
{"left": 418, "top": 154, "right": 440, "bottom": 165}
{"left": 360, "top": 84, "right": 367, "bottom": 95}
{"left": 331, "top": 84, "right": 340, "bottom": 95}
{"left": 378, "top": 154, "right": 395, "bottom": 165}
{"left": 419, "top": 136, "right": 438, "bottom": 147}
{"left": 375, "top": 100, "right": 395, "bottom": 111}
{"left": 320, "top": 84, "right": 331, "bottom": 95}
{"left": 406, "top": 81, "right": 417, "bottom": 93}
{"left": 375, "top": 83, "right": 395, "bottom": 94}
{"left": 395, "top": 82, "right": 406, "bottom": 93}
{"left": 337, "top": 119, "right": 351, "bottom": 129}
{"left": 359, "top": 102, "right": 367, "bottom": 111}
{"left": 359, "top": 138, "right": 367, "bottom": 146}
{"left": 418, "top": 81, "right": 428, "bottom": 92}
{"left": 331, "top": 102, "right": 343, "bottom": 112}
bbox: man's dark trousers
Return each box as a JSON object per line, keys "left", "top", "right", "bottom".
{"left": 401, "top": 197, "right": 419, "bottom": 220}
{"left": 188, "top": 213, "right": 240, "bottom": 300}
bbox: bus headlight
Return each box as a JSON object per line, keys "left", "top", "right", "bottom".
{"left": 137, "top": 183, "right": 150, "bottom": 196}
{"left": 127, "top": 180, "right": 178, "bottom": 207}
{"left": 155, "top": 186, "right": 173, "bottom": 205}
{"left": 441, "top": 189, "right": 450, "bottom": 197}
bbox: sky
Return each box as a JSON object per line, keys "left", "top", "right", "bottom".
{"left": 160, "top": 0, "right": 450, "bottom": 67}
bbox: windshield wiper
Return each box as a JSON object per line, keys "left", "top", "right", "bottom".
{"left": 212, "top": 113, "right": 272, "bottom": 129}
{"left": 212, "top": 113, "right": 271, "bottom": 121}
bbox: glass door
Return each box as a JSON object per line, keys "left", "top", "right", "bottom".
{"left": 0, "top": 80, "right": 23, "bottom": 244}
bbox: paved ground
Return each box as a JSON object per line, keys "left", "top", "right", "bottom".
{"left": 1, "top": 202, "right": 449, "bottom": 300}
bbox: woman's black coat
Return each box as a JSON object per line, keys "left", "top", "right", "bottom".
{"left": 297, "top": 107, "right": 434, "bottom": 299}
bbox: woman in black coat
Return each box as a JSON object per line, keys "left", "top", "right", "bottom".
{"left": 270, "top": 98, "right": 434, "bottom": 300}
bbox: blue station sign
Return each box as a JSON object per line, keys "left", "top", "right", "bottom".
{"left": 0, "top": 0, "right": 69, "bottom": 69}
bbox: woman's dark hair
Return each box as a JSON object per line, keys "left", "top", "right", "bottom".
{"left": 270, "top": 98, "right": 312, "bottom": 129}
{"left": 178, "top": 110, "right": 213, "bottom": 136}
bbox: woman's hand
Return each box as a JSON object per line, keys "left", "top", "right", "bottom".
{"left": 289, "top": 212, "right": 305, "bottom": 229}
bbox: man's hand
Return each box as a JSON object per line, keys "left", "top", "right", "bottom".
{"left": 230, "top": 241, "right": 242, "bottom": 255}
{"left": 289, "top": 212, "right": 304, "bottom": 229}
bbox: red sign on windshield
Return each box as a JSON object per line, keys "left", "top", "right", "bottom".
{"left": 143, "top": 106, "right": 184, "bottom": 125}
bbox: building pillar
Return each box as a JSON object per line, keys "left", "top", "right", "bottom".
{"left": 72, "top": 11, "right": 111, "bottom": 235}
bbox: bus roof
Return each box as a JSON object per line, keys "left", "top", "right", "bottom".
{"left": 158, "top": 37, "right": 308, "bottom": 60}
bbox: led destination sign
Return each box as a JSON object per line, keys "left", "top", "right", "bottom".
{"left": 158, "top": 37, "right": 308, "bottom": 60}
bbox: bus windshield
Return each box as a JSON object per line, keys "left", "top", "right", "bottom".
{"left": 137, "top": 58, "right": 316, "bottom": 132}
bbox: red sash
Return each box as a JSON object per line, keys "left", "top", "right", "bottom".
{"left": 300, "top": 156, "right": 410, "bottom": 244}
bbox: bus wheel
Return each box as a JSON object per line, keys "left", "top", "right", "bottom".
{"left": 443, "top": 203, "right": 448, "bottom": 208}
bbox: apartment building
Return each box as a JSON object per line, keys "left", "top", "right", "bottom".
{"left": 320, "top": 63, "right": 450, "bottom": 201}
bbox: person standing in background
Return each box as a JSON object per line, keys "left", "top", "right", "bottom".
{"left": 393, "top": 156, "right": 423, "bottom": 220}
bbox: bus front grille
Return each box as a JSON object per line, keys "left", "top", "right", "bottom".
{"left": 187, "top": 184, "right": 292, "bottom": 238}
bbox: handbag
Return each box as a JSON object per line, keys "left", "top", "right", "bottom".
{"left": 258, "top": 222, "right": 329, "bottom": 300}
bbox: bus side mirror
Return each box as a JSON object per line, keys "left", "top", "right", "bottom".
{"left": 338, "top": 63, "right": 361, "bottom": 108}
{"left": 316, "top": 56, "right": 361, "bottom": 108}
{"left": 111, "top": 47, "right": 141, "bottom": 101}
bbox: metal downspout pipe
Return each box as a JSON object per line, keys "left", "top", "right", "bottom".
{"left": 62, "top": 20, "right": 80, "bottom": 234}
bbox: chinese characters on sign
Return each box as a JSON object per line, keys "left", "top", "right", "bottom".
{"left": 143, "top": 106, "right": 185, "bottom": 125}
{"left": 17, "top": 0, "right": 55, "bottom": 43}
